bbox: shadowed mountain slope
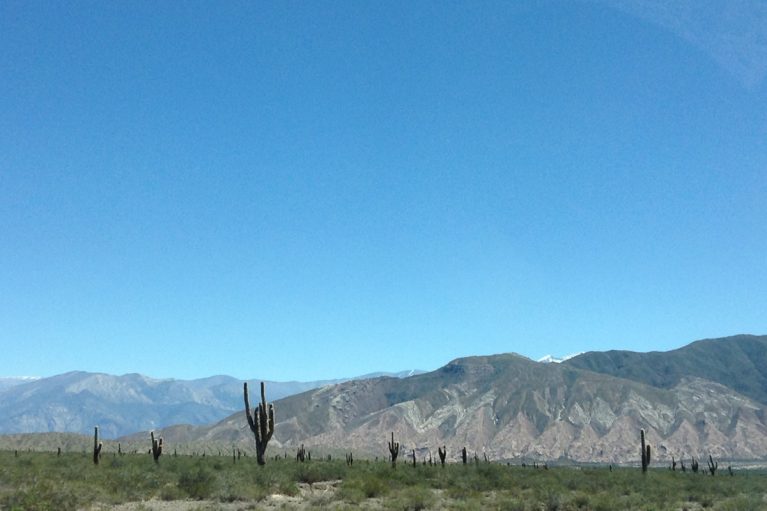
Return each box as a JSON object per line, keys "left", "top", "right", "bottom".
{"left": 563, "top": 335, "right": 767, "bottom": 405}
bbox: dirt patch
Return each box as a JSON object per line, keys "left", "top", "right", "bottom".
{"left": 87, "top": 480, "right": 349, "bottom": 510}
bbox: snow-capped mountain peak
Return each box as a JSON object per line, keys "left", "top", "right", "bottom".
{"left": 537, "top": 353, "right": 583, "bottom": 364}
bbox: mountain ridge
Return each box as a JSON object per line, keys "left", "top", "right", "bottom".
{"left": 133, "top": 335, "right": 767, "bottom": 463}
{"left": 0, "top": 369, "right": 423, "bottom": 438}
{"left": 563, "top": 334, "right": 767, "bottom": 405}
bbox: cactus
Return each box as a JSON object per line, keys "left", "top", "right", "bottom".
{"left": 296, "top": 444, "right": 306, "bottom": 462}
{"left": 438, "top": 446, "right": 446, "bottom": 467}
{"left": 151, "top": 431, "right": 163, "bottom": 463}
{"left": 388, "top": 432, "right": 400, "bottom": 468}
{"left": 244, "top": 381, "right": 275, "bottom": 466}
{"left": 640, "top": 429, "right": 651, "bottom": 473}
{"left": 691, "top": 457, "right": 699, "bottom": 473}
{"left": 411, "top": 449, "right": 416, "bottom": 468}
{"left": 707, "top": 454, "right": 718, "bottom": 476}
{"left": 461, "top": 446, "right": 467, "bottom": 465}
{"left": 93, "top": 426, "right": 103, "bottom": 465}
{"left": 346, "top": 452, "right": 353, "bottom": 466}
{"left": 671, "top": 455, "right": 676, "bottom": 471}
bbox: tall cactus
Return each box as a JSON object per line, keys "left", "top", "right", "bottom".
{"left": 244, "top": 381, "right": 274, "bottom": 466}
{"left": 438, "top": 446, "right": 446, "bottom": 467}
{"left": 640, "top": 429, "right": 651, "bottom": 473}
{"left": 93, "top": 426, "right": 102, "bottom": 465}
{"left": 151, "top": 431, "right": 163, "bottom": 463}
{"left": 388, "top": 432, "right": 400, "bottom": 468}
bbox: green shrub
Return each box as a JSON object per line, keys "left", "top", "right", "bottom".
{"left": 387, "top": 485, "right": 432, "bottom": 510}
{"left": 178, "top": 466, "right": 216, "bottom": 499}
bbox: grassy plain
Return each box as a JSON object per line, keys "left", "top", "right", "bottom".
{"left": 0, "top": 450, "right": 765, "bottom": 510}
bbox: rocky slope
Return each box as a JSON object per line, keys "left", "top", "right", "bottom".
{"left": 148, "top": 340, "right": 767, "bottom": 463}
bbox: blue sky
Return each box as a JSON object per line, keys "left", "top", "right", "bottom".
{"left": 1, "top": 1, "right": 765, "bottom": 381}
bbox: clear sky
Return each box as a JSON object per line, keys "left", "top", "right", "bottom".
{"left": 1, "top": 1, "right": 766, "bottom": 381}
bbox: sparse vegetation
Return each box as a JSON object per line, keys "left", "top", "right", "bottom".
{"left": 1, "top": 450, "right": 765, "bottom": 510}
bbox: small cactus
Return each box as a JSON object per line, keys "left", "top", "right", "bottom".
{"left": 296, "top": 444, "right": 306, "bottom": 462}
{"left": 640, "top": 429, "right": 651, "bottom": 473}
{"left": 388, "top": 432, "right": 400, "bottom": 468}
{"left": 438, "top": 446, "right": 446, "bottom": 467}
{"left": 151, "top": 431, "right": 162, "bottom": 463}
{"left": 707, "top": 455, "right": 718, "bottom": 476}
{"left": 93, "top": 426, "right": 103, "bottom": 465}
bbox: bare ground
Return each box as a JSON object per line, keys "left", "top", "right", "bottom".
{"left": 86, "top": 480, "right": 387, "bottom": 510}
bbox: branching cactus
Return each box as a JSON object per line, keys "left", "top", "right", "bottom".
{"left": 438, "top": 446, "right": 446, "bottom": 467}
{"left": 93, "top": 426, "right": 103, "bottom": 465}
{"left": 640, "top": 429, "right": 651, "bottom": 473}
{"left": 244, "top": 381, "right": 275, "bottom": 466}
{"left": 296, "top": 444, "right": 306, "bottom": 462}
{"left": 388, "top": 432, "right": 400, "bottom": 468}
{"left": 151, "top": 431, "right": 163, "bottom": 463}
{"left": 708, "top": 455, "right": 718, "bottom": 476}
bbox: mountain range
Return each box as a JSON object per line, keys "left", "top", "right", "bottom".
{"left": 120, "top": 334, "right": 767, "bottom": 464}
{"left": 0, "top": 370, "right": 421, "bottom": 438}
{"left": 2, "top": 334, "right": 766, "bottom": 464}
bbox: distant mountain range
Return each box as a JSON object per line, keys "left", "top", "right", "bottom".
{"left": 129, "top": 334, "right": 767, "bottom": 463}
{"left": 0, "top": 370, "right": 422, "bottom": 438}
{"left": 3, "top": 334, "right": 766, "bottom": 464}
